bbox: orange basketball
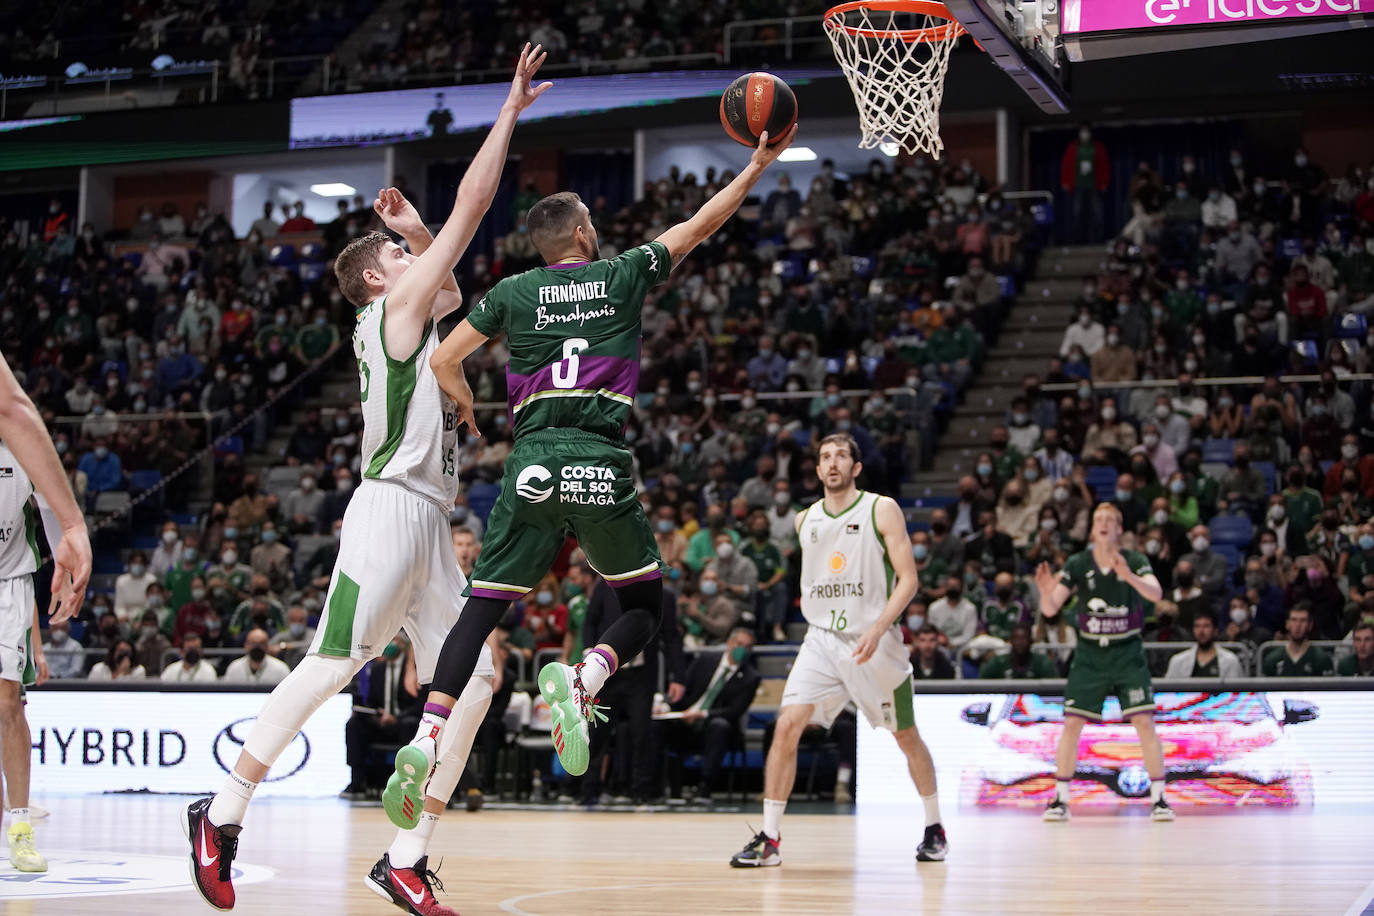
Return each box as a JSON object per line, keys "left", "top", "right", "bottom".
{"left": 719, "top": 72, "right": 797, "bottom": 147}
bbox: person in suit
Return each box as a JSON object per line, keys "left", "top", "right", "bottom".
{"left": 341, "top": 637, "right": 421, "bottom": 798}
{"left": 658, "top": 627, "right": 761, "bottom": 804}
{"left": 581, "top": 575, "right": 686, "bottom": 804}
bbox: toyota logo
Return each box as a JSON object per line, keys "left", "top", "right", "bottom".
{"left": 213, "top": 717, "right": 311, "bottom": 782}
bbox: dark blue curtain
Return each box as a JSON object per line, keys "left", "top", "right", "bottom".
{"left": 563, "top": 150, "right": 634, "bottom": 214}
{"left": 1028, "top": 120, "right": 1251, "bottom": 244}
{"left": 425, "top": 157, "right": 519, "bottom": 275}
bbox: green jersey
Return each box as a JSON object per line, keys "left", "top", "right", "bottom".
{"left": 468, "top": 242, "right": 671, "bottom": 442}
{"left": 740, "top": 537, "right": 784, "bottom": 585}
{"left": 1057, "top": 549, "right": 1154, "bottom": 643}
{"left": 1262, "top": 644, "right": 1333, "bottom": 677}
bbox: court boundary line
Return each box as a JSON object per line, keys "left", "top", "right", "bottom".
{"left": 498, "top": 879, "right": 741, "bottom": 915}
{"left": 1342, "top": 875, "right": 1374, "bottom": 916}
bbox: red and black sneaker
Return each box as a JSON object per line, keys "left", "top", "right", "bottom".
{"left": 365, "top": 853, "right": 460, "bottom": 915}
{"left": 182, "top": 796, "right": 241, "bottom": 910}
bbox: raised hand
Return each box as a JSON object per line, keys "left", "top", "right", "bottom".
{"left": 1108, "top": 550, "right": 1131, "bottom": 580}
{"left": 750, "top": 124, "right": 800, "bottom": 170}
{"left": 506, "top": 42, "right": 553, "bottom": 113}
{"left": 1033, "top": 561, "right": 1057, "bottom": 596}
{"left": 373, "top": 187, "right": 425, "bottom": 237}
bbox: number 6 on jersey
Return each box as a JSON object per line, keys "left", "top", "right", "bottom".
{"left": 552, "top": 337, "right": 588, "bottom": 389}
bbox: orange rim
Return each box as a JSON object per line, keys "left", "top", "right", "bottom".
{"left": 823, "top": 0, "right": 966, "bottom": 43}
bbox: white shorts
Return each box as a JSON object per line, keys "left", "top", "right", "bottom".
{"left": 309, "top": 481, "right": 493, "bottom": 684}
{"left": 781, "top": 625, "right": 914, "bottom": 732}
{"left": 0, "top": 575, "right": 35, "bottom": 686}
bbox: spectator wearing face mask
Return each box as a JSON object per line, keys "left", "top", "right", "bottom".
{"left": 89, "top": 638, "right": 146, "bottom": 680}
{"left": 161, "top": 633, "right": 218, "bottom": 682}
{"left": 708, "top": 532, "right": 759, "bottom": 627}
{"left": 271, "top": 605, "right": 316, "bottom": 668}
{"left": 205, "top": 539, "right": 254, "bottom": 601}
{"left": 1280, "top": 467, "right": 1324, "bottom": 555}
{"left": 224, "top": 627, "right": 291, "bottom": 685}
{"left": 150, "top": 520, "right": 183, "bottom": 578}
{"left": 78, "top": 436, "right": 124, "bottom": 498}
{"left": 1216, "top": 444, "right": 1264, "bottom": 518}
{"left": 227, "top": 474, "right": 270, "bottom": 533}
{"left": 1239, "top": 559, "right": 1286, "bottom": 634}
{"left": 113, "top": 551, "right": 157, "bottom": 622}
{"left": 1325, "top": 434, "right": 1374, "bottom": 501}
{"left": 1060, "top": 307, "right": 1105, "bottom": 359}
{"left": 524, "top": 578, "right": 569, "bottom": 651}
{"left": 1262, "top": 604, "right": 1333, "bottom": 676}
{"left": 134, "top": 609, "right": 171, "bottom": 674}
{"left": 1287, "top": 557, "right": 1344, "bottom": 639}
{"left": 1149, "top": 397, "right": 1192, "bottom": 458}
{"left": 1061, "top": 124, "right": 1110, "bottom": 244}
{"left": 1178, "top": 526, "right": 1227, "bottom": 615}
{"left": 1131, "top": 423, "right": 1177, "bottom": 484}
{"left": 652, "top": 505, "right": 689, "bottom": 569}
{"left": 686, "top": 505, "right": 739, "bottom": 572}
{"left": 679, "top": 569, "right": 737, "bottom": 647}
{"left": 1224, "top": 591, "right": 1274, "bottom": 648}
{"left": 249, "top": 521, "right": 292, "bottom": 593}
{"left": 169, "top": 575, "right": 213, "bottom": 645}
{"left": 1005, "top": 397, "right": 1041, "bottom": 456}
{"left": 283, "top": 471, "right": 325, "bottom": 534}
{"left": 740, "top": 512, "right": 787, "bottom": 643}
{"left": 926, "top": 507, "right": 965, "bottom": 571}
{"left": 1082, "top": 397, "right": 1138, "bottom": 463}
{"left": 927, "top": 574, "right": 978, "bottom": 657}
{"left": 229, "top": 576, "right": 287, "bottom": 639}
{"left": 980, "top": 623, "right": 1057, "bottom": 679}
{"left": 43, "top": 620, "right": 85, "bottom": 679}
{"left": 1089, "top": 324, "right": 1137, "bottom": 383}
{"left": 996, "top": 480, "right": 1038, "bottom": 548}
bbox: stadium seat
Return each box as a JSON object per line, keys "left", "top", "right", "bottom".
{"left": 790, "top": 428, "right": 812, "bottom": 449}
{"left": 1209, "top": 515, "right": 1254, "bottom": 548}
{"left": 299, "top": 242, "right": 326, "bottom": 262}
{"left": 1335, "top": 313, "right": 1367, "bottom": 339}
{"left": 998, "top": 275, "right": 1017, "bottom": 298}
{"left": 824, "top": 357, "right": 843, "bottom": 375}
{"left": 1085, "top": 465, "right": 1119, "bottom": 502}
{"left": 129, "top": 469, "right": 161, "bottom": 492}
{"left": 269, "top": 244, "right": 297, "bottom": 266}
{"left": 1278, "top": 237, "right": 1303, "bottom": 259}
{"left": 1291, "top": 339, "right": 1320, "bottom": 365}
{"left": 1202, "top": 438, "right": 1236, "bottom": 464}
{"left": 861, "top": 356, "right": 880, "bottom": 377}
{"left": 299, "top": 262, "right": 328, "bottom": 283}
{"left": 215, "top": 436, "right": 244, "bottom": 456}
{"left": 1253, "top": 461, "right": 1277, "bottom": 494}
{"left": 851, "top": 256, "right": 874, "bottom": 277}
{"left": 1212, "top": 543, "right": 1242, "bottom": 580}
{"left": 121, "top": 251, "right": 142, "bottom": 269}
{"left": 467, "top": 482, "right": 501, "bottom": 523}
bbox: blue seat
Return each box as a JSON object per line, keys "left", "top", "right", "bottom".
{"left": 269, "top": 244, "right": 297, "bottom": 266}
{"left": 998, "top": 275, "right": 1017, "bottom": 298}
{"left": 1209, "top": 515, "right": 1253, "bottom": 548}
{"left": 851, "top": 256, "right": 874, "bottom": 277}
{"left": 121, "top": 251, "right": 143, "bottom": 269}
{"left": 824, "top": 357, "right": 843, "bottom": 375}
{"left": 861, "top": 356, "right": 880, "bottom": 378}
{"left": 1085, "top": 465, "right": 1119, "bottom": 502}
{"left": 299, "top": 262, "right": 327, "bottom": 283}
{"left": 215, "top": 436, "right": 243, "bottom": 456}
{"left": 1252, "top": 461, "right": 1276, "bottom": 494}
{"left": 129, "top": 469, "right": 161, "bottom": 491}
{"left": 790, "top": 428, "right": 812, "bottom": 449}
{"left": 1336, "top": 313, "right": 1367, "bottom": 339}
{"left": 466, "top": 482, "right": 501, "bottom": 522}
{"left": 1202, "top": 438, "right": 1235, "bottom": 464}
{"left": 1212, "top": 543, "right": 1242, "bottom": 580}
{"left": 299, "top": 242, "right": 326, "bottom": 262}
{"left": 1279, "top": 238, "right": 1303, "bottom": 259}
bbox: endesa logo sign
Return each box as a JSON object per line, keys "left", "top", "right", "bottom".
{"left": 1063, "top": 0, "right": 1362, "bottom": 33}
{"left": 26, "top": 690, "right": 349, "bottom": 796}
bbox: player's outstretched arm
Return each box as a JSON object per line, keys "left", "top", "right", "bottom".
{"left": 0, "top": 354, "right": 90, "bottom": 622}
{"left": 373, "top": 187, "right": 463, "bottom": 319}
{"left": 853, "top": 496, "right": 919, "bottom": 664}
{"left": 1108, "top": 550, "right": 1163, "bottom": 602}
{"left": 655, "top": 123, "right": 798, "bottom": 269}
{"left": 1034, "top": 562, "right": 1071, "bottom": 619}
{"left": 384, "top": 42, "right": 551, "bottom": 352}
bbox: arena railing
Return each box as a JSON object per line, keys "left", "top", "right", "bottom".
{"left": 952, "top": 641, "right": 1256, "bottom": 679}
{"left": 722, "top": 16, "right": 831, "bottom": 64}
{"left": 1040, "top": 372, "right": 1373, "bottom": 393}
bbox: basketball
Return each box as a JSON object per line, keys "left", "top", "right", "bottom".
{"left": 719, "top": 72, "right": 797, "bottom": 147}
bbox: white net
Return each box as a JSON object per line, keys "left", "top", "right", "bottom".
{"left": 824, "top": 4, "right": 963, "bottom": 158}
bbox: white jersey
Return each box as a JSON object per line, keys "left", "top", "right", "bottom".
{"left": 798, "top": 490, "right": 893, "bottom": 633}
{"left": 0, "top": 442, "right": 39, "bottom": 580}
{"left": 354, "top": 297, "right": 460, "bottom": 507}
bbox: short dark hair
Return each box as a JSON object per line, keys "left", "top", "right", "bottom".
{"left": 526, "top": 191, "right": 585, "bottom": 259}
{"left": 817, "top": 432, "right": 861, "bottom": 463}
{"left": 914, "top": 623, "right": 941, "bottom": 639}
{"left": 334, "top": 231, "right": 389, "bottom": 308}
{"left": 1353, "top": 621, "right": 1374, "bottom": 639}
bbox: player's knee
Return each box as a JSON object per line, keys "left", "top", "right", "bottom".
{"left": 0, "top": 683, "right": 23, "bottom": 721}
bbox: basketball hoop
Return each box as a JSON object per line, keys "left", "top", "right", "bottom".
{"left": 823, "top": 0, "right": 966, "bottom": 158}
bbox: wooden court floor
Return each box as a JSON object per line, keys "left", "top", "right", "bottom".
{"left": 3, "top": 795, "right": 1373, "bottom": 915}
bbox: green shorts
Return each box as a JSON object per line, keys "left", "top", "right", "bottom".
{"left": 1063, "top": 636, "right": 1154, "bottom": 720}
{"left": 467, "top": 429, "right": 663, "bottom": 600}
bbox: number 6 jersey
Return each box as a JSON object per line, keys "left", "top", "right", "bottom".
{"left": 354, "top": 299, "right": 460, "bottom": 507}
{"left": 466, "top": 241, "right": 671, "bottom": 443}
{"left": 798, "top": 491, "right": 894, "bottom": 633}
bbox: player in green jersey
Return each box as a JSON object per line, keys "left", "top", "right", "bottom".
{"left": 391, "top": 124, "right": 799, "bottom": 798}
{"left": 1034, "top": 502, "right": 1175, "bottom": 822}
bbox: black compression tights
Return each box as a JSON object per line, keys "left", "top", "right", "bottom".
{"left": 428, "top": 580, "right": 665, "bottom": 699}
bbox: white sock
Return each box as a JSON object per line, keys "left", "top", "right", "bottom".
{"left": 921, "top": 792, "right": 941, "bottom": 828}
{"left": 1150, "top": 780, "right": 1165, "bottom": 803}
{"left": 388, "top": 811, "right": 439, "bottom": 868}
{"left": 578, "top": 649, "right": 615, "bottom": 696}
{"left": 207, "top": 771, "right": 257, "bottom": 827}
{"left": 415, "top": 711, "right": 447, "bottom": 745}
{"left": 8, "top": 807, "right": 29, "bottom": 827}
{"left": 1055, "top": 780, "right": 1070, "bottom": 804}
{"left": 836, "top": 765, "right": 853, "bottom": 786}
{"left": 762, "top": 798, "right": 787, "bottom": 840}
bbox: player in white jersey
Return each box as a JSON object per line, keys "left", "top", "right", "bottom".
{"left": 181, "top": 45, "right": 551, "bottom": 915}
{"left": 729, "top": 433, "right": 948, "bottom": 868}
{"left": 0, "top": 352, "right": 91, "bottom": 874}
